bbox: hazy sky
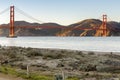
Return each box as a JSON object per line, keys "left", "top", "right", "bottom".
{"left": 0, "top": 0, "right": 120, "bottom": 25}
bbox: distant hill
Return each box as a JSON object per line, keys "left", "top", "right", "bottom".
{"left": 0, "top": 19, "right": 120, "bottom": 36}
{"left": 57, "top": 19, "right": 120, "bottom": 36}
{"left": 108, "top": 21, "right": 120, "bottom": 36}
{"left": 57, "top": 19, "right": 102, "bottom": 36}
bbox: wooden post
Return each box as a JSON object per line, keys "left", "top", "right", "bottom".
{"left": 27, "top": 64, "right": 30, "bottom": 76}
{"left": 61, "top": 69, "right": 65, "bottom": 80}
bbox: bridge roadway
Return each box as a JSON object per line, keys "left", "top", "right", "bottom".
{"left": 0, "top": 25, "right": 106, "bottom": 30}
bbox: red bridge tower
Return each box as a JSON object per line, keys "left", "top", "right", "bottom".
{"left": 102, "top": 15, "right": 107, "bottom": 37}
{"left": 9, "top": 6, "right": 16, "bottom": 38}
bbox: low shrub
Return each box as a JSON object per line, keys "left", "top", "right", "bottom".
{"left": 26, "top": 50, "right": 42, "bottom": 57}
{"left": 88, "top": 52, "right": 95, "bottom": 55}
{"left": 43, "top": 53, "right": 64, "bottom": 59}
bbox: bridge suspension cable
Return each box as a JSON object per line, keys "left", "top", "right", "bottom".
{"left": 15, "top": 6, "right": 44, "bottom": 23}
{"left": 0, "top": 7, "right": 9, "bottom": 15}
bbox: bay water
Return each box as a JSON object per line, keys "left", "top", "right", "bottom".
{"left": 0, "top": 37, "right": 120, "bottom": 52}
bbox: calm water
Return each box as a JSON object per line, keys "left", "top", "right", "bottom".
{"left": 0, "top": 37, "right": 120, "bottom": 52}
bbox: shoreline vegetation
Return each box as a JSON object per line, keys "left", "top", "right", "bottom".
{"left": 0, "top": 46, "right": 120, "bottom": 80}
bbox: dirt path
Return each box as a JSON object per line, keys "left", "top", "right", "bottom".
{"left": 0, "top": 73, "right": 25, "bottom": 80}
{"left": 0, "top": 78, "right": 9, "bottom": 80}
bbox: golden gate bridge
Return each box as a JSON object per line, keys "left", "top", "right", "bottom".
{"left": 0, "top": 6, "right": 108, "bottom": 38}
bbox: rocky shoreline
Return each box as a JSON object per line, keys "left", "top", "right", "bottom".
{"left": 0, "top": 46, "right": 120, "bottom": 80}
